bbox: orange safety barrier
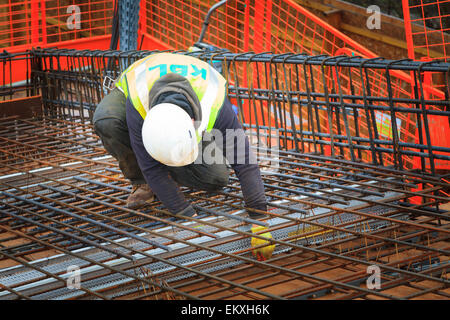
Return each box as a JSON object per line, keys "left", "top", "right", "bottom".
{"left": 139, "top": 0, "right": 449, "bottom": 170}
{"left": 402, "top": 0, "right": 450, "bottom": 172}
{"left": 138, "top": 0, "right": 377, "bottom": 56}
{"left": 1, "top": 0, "right": 449, "bottom": 172}
{"left": 0, "top": 0, "right": 113, "bottom": 53}
{"left": 402, "top": 0, "right": 450, "bottom": 62}
{"left": 0, "top": 0, "right": 114, "bottom": 84}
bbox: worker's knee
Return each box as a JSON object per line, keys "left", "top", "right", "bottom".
{"left": 93, "top": 88, "right": 127, "bottom": 124}
{"left": 94, "top": 118, "right": 125, "bottom": 140}
{"left": 201, "top": 164, "right": 229, "bottom": 191}
{"left": 168, "top": 163, "right": 229, "bottom": 191}
{"left": 213, "top": 165, "right": 230, "bottom": 188}
{"left": 94, "top": 118, "right": 134, "bottom": 162}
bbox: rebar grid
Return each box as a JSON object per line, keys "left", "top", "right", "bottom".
{"left": 0, "top": 51, "right": 36, "bottom": 101}
{"left": 0, "top": 116, "right": 448, "bottom": 300}
{"left": 28, "top": 49, "right": 450, "bottom": 175}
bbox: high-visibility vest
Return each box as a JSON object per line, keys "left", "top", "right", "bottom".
{"left": 115, "top": 53, "right": 227, "bottom": 141}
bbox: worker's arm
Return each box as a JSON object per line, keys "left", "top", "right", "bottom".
{"left": 213, "top": 99, "right": 267, "bottom": 217}
{"left": 126, "top": 97, "right": 194, "bottom": 216}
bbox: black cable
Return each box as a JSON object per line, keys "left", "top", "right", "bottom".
{"left": 109, "top": 0, "right": 120, "bottom": 51}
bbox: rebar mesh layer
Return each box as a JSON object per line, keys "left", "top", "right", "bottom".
{"left": 0, "top": 116, "right": 448, "bottom": 300}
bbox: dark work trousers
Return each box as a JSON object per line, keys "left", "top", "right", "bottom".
{"left": 93, "top": 88, "right": 229, "bottom": 190}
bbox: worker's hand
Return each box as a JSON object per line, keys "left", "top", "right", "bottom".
{"left": 251, "top": 225, "right": 275, "bottom": 261}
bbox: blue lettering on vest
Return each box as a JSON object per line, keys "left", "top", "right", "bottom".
{"left": 148, "top": 64, "right": 167, "bottom": 77}
{"left": 191, "top": 64, "right": 207, "bottom": 80}
{"left": 149, "top": 64, "right": 207, "bottom": 80}
{"left": 170, "top": 64, "right": 188, "bottom": 77}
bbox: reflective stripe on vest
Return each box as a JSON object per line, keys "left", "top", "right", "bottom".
{"left": 115, "top": 54, "right": 154, "bottom": 98}
{"left": 115, "top": 53, "right": 227, "bottom": 141}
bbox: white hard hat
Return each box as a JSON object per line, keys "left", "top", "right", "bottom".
{"left": 142, "top": 103, "right": 198, "bottom": 167}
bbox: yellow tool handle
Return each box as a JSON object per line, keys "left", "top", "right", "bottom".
{"left": 251, "top": 226, "right": 275, "bottom": 261}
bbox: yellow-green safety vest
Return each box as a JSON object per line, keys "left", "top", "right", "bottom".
{"left": 115, "top": 53, "right": 227, "bottom": 141}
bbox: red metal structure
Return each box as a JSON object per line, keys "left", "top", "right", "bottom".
{"left": 0, "top": 0, "right": 113, "bottom": 85}
{"left": 138, "top": 0, "right": 376, "bottom": 56}
{"left": 0, "top": 0, "right": 113, "bottom": 52}
{"left": 1, "top": 0, "right": 377, "bottom": 74}
{"left": 1, "top": 0, "right": 449, "bottom": 171}
{"left": 0, "top": 2, "right": 449, "bottom": 300}
{"left": 402, "top": 0, "right": 450, "bottom": 171}
{"left": 402, "top": 0, "right": 450, "bottom": 62}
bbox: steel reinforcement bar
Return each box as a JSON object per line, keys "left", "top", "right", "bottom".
{"left": 0, "top": 116, "right": 448, "bottom": 300}
{"left": 27, "top": 48, "right": 450, "bottom": 174}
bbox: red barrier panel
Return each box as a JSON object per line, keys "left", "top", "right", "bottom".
{"left": 1, "top": 0, "right": 448, "bottom": 171}
{"left": 402, "top": 0, "right": 450, "bottom": 171}
{"left": 138, "top": 0, "right": 376, "bottom": 56}
{"left": 0, "top": 0, "right": 113, "bottom": 51}
{"left": 402, "top": 0, "right": 450, "bottom": 62}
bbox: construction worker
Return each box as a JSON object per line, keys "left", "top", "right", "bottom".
{"left": 93, "top": 52, "right": 268, "bottom": 220}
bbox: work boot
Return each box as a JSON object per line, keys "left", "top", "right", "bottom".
{"left": 126, "top": 184, "right": 155, "bottom": 209}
